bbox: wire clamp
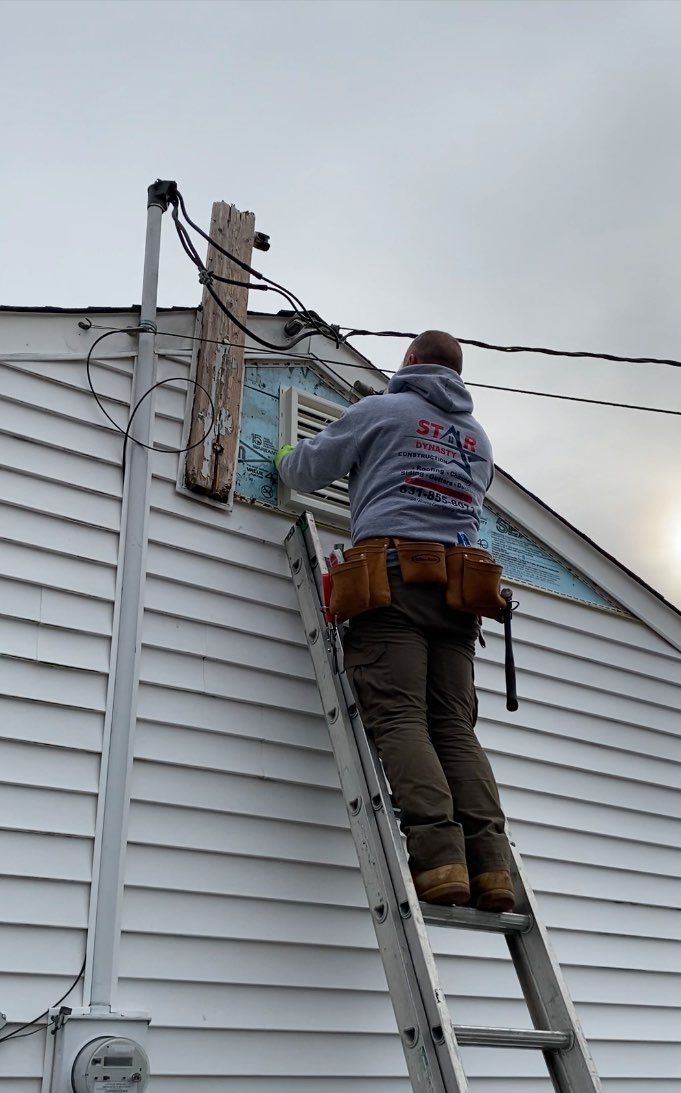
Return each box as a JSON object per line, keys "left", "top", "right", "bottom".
{"left": 138, "top": 320, "right": 157, "bottom": 335}
{"left": 198, "top": 269, "right": 214, "bottom": 287}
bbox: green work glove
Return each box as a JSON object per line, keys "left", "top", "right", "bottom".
{"left": 274, "top": 443, "right": 295, "bottom": 470}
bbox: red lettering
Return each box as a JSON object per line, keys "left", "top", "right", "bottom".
{"left": 431, "top": 422, "right": 444, "bottom": 439}
{"left": 416, "top": 419, "right": 430, "bottom": 436}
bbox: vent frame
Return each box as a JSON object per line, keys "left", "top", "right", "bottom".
{"left": 278, "top": 387, "right": 351, "bottom": 528}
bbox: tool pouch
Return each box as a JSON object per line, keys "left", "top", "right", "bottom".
{"left": 445, "top": 546, "right": 507, "bottom": 621}
{"left": 329, "top": 555, "right": 371, "bottom": 622}
{"left": 393, "top": 539, "right": 447, "bottom": 585}
{"left": 345, "top": 540, "right": 392, "bottom": 611}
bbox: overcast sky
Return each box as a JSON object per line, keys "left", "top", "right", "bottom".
{"left": 2, "top": 0, "right": 679, "bottom": 607}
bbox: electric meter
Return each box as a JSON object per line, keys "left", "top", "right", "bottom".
{"left": 71, "top": 1036, "right": 150, "bottom": 1093}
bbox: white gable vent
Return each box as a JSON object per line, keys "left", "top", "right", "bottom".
{"left": 279, "top": 387, "right": 351, "bottom": 528}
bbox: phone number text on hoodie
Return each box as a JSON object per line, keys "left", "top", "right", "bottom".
{"left": 398, "top": 482, "right": 473, "bottom": 511}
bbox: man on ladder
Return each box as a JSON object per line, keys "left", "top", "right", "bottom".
{"left": 276, "top": 329, "right": 514, "bottom": 912}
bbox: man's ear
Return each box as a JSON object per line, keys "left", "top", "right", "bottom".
{"left": 404, "top": 352, "right": 418, "bottom": 366}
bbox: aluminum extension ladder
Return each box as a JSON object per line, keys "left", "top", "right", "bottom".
{"left": 285, "top": 513, "right": 602, "bottom": 1093}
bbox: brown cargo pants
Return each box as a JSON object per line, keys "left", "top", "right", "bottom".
{"left": 343, "top": 568, "right": 510, "bottom": 878}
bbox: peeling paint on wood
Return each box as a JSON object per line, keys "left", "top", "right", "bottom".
{"left": 184, "top": 201, "right": 255, "bottom": 501}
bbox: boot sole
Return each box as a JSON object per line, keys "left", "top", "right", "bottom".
{"left": 420, "top": 882, "right": 470, "bottom": 907}
{"left": 475, "top": 889, "right": 515, "bottom": 913}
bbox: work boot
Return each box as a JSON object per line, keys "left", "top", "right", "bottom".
{"left": 469, "top": 870, "right": 515, "bottom": 912}
{"left": 412, "top": 863, "right": 470, "bottom": 906}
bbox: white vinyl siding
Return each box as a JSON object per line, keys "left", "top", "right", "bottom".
{"left": 113, "top": 348, "right": 681, "bottom": 1090}
{"left": 1, "top": 312, "right": 680, "bottom": 1092}
{"left": 0, "top": 336, "right": 127, "bottom": 1091}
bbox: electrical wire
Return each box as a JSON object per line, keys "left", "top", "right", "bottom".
{"left": 464, "top": 380, "right": 681, "bottom": 416}
{"left": 172, "top": 188, "right": 341, "bottom": 348}
{"left": 85, "top": 328, "right": 217, "bottom": 470}
{"left": 142, "top": 326, "right": 680, "bottom": 418}
{"left": 83, "top": 324, "right": 680, "bottom": 418}
{"left": 172, "top": 186, "right": 681, "bottom": 369}
{"left": 0, "top": 956, "right": 86, "bottom": 1046}
{"left": 339, "top": 327, "right": 681, "bottom": 369}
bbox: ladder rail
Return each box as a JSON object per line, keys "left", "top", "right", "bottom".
{"left": 506, "top": 844, "right": 603, "bottom": 1092}
{"left": 298, "top": 515, "right": 471, "bottom": 1088}
{"left": 287, "top": 520, "right": 469, "bottom": 1093}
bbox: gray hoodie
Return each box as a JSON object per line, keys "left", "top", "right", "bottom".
{"left": 278, "top": 363, "right": 494, "bottom": 544}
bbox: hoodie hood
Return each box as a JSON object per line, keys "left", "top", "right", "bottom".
{"left": 387, "top": 363, "right": 474, "bottom": 415}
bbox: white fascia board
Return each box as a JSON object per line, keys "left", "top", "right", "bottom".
{"left": 489, "top": 470, "right": 681, "bottom": 653}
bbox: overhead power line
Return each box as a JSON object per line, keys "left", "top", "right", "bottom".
{"left": 171, "top": 187, "right": 681, "bottom": 371}
{"left": 84, "top": 324, "right": 680, "bottom": 418}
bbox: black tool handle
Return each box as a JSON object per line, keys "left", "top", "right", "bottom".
{"left": 501, "top": 589, "right": 519, "bottom": 712}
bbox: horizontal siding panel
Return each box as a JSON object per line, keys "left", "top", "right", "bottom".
{"left": 141, "top": 611, "right": 312, "bottom": 678}
{"left": 0, "top": 697, "right": 102, "bottom": 751}
{"left": 0, "top": 829, "right": 92, "bottom": 882}
{"left": 0, "top": 617, "right": 110, "bottom": 673}
{"left": 130, "top": 762, "right": 342, "bottom": 824}
{"left": 0, "top": 925, "right": 84, "bottom": 974}
{"left": 146, "top": 542, "right": 298, "bottom": 612}
{"left": 0, "top": 877, "right": 89, "bottom": 927}
{"left": 482, "top": 721, "right": 681, "bottom": 790}
{"left": 0, "top": 429, "right": 122, "bottom": 499}
{"left": 0, "top": 398, "right": 123, "bottom": 465}
{"left": 120, "top": 931, "right": 681, "bottom": 1010}
{"left": 503, "top": 786, "right": 681, "bottom": 850}
{"left": 144, "top": 1027, "right": 406, "bottom": 1078}
{"left": 144, "top": 1082, "right": 413, "bottom": 1093}
{"left": 139, "top": 648, "right": 321, "bottom": 715}
{"left": 486, "top": 582, "right": 675, "bottom": 658}
{"left": 0, "top": 784, "right": 96, "bottom": 837}
{"left": 0, "top": 467, "right": 120, "bottom": 530}
{"left": 0, "top": 353, "right": 132, "bottom": 399}
{"left": 0, "top": 540, "right": 115, "bottom": 600}
{"left": 0, "top": 578, "right": 113, "bottom": 635}
{"left": 0, "top": 971, "right": 84, "bottom": 1021}
{"left": 0, "top": 658, "right": 106, "bottom": 710}
{"left": 478, "top": 690, "right": 681, "bottom": 762}
{"left": 0, "top": 358, "right": 129, "bottom": 424}
{"left": 494, "top": 750, "right": 681, "bottom": 818}
{"left": 0, "top": 738, "right": 100, "bottom": 794}
{"left": 127, "top": 804, "right": 354, "bottom": 867}
{"left": 476, "top": 659, "right": 681, "bottom": 734}
{"left": 148, "top": 507, "right": 291, "bottom": 578}
{"left": 134, "top": 725, "right": 334, "bottom": 786}
{"left": 484, "top": 629, "right": 681, "bottom": 711}
{"left": 0, "top": 1028, "right": 44, "bottom": 1080}
{"left": 0, "top": 502, "right": 118, "bottom": 566}
{"left": 510, "top": 819, "right": 681, "bottom": 879}
{"left": 536, "top": 890, "right": 681, "bottom": 941}
{"left": 135, "top": 684, "right": 323, "bottom": 749}
{"left": 507, "top": 609, "right": 681, "bottom": 684}
{"left": 125, "top": 844, "right": 364, "bottom": 906}
{"left": 144, "top": 574, "right": 304, "bottom": 643}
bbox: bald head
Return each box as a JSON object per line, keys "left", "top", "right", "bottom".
{"left": 403, "top": 330, "right": 463, "bottom": 374}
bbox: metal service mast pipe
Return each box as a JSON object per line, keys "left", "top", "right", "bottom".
{"left": 87, "top": 181, "right": 174, "bottom": 1009}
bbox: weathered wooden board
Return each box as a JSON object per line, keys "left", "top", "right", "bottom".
{"left": 184, "top": 202, "right": 255, "bottom": 501}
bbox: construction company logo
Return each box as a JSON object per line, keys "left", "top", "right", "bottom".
{"left": 414, "top": 418, "right": 487, "bottom": 475}
{"left": 397, "top": 417, "right": 488, "bottom": 512}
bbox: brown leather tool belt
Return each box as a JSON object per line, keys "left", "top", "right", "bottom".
{"left": 329, "top": 536, "right": 506, "bottom": 623}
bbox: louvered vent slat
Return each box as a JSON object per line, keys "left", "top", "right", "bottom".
{"left": 279, "top": 386, "right": 352, "bottom": 529}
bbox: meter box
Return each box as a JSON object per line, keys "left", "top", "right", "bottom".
{"left": 72, "top": 1036, "right": 149, "bottom": 1093}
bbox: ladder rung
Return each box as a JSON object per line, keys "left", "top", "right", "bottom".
{"left": 454, "top": 1025, "right": 573, "bottom": 1051}
{"left": 421, "top": 903, "right": 532, "bottom": 934}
